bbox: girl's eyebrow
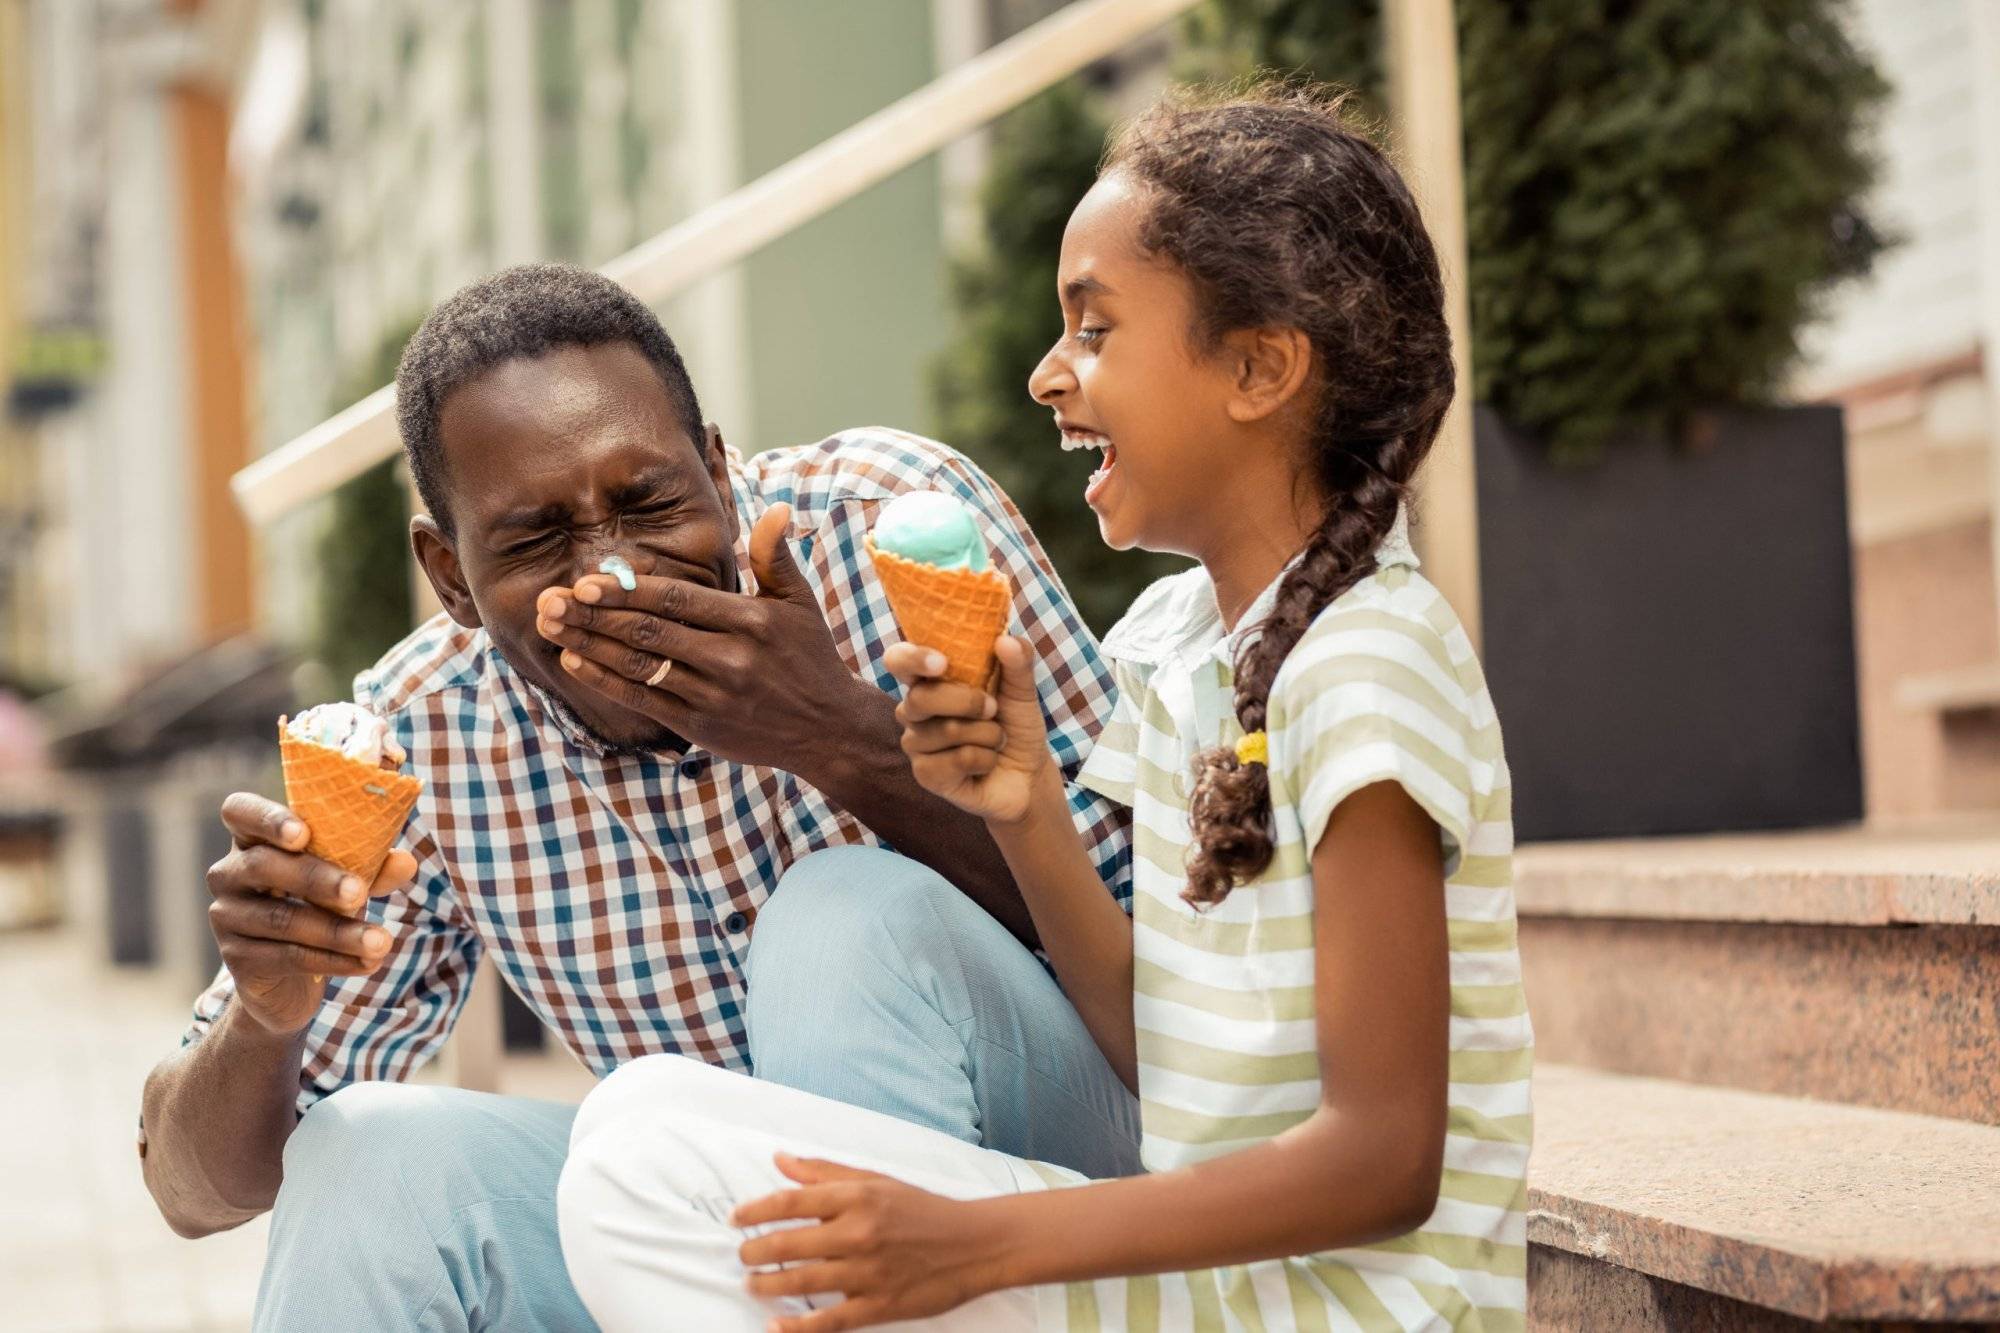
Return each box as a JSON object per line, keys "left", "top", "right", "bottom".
{"left": 1062, "top": 274, "right": 1113, "bottom": 303}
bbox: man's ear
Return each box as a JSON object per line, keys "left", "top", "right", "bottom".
{"left": 411, "top": 515, "right": 481, "bottom": 629}
{"left": 1222, "top": 325, "right": 1315, "bottom": 425}
{"left": 704, "top": 422, "right": 741, "bottom": 547}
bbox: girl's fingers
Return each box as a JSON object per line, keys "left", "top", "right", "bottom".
{"left": 771, "top": 1299, "right": 887, "bottom": 1333}
{"left": 898, "top": 719, "right": 1005, "bottom": 756}
{"left": 739, "top": 1220, "right": 844, "bottom": 1269}
{"left": 896, "top": 681, "right": 997, "bottom": 725}
{"left": 883, "top": 642, "right": 949, "bottom": 685}
{"left": 369, "top": 848, "right": 419, "bottom": 897}
{"left": 732, "top": 1182, "right": 852, "bottom": 1228}
{"left": 743, "top": 1257, "right": 855, "bottom": 1300}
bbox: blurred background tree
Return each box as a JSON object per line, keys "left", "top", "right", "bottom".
{"left": 308, "top": 323, "right": 419, "bottom": 696}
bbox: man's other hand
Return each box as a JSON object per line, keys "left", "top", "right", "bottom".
{"left": 204, "top": 793, "right": 416, "bottom": 1037}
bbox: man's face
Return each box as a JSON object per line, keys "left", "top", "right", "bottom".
{"left": 427, "top": 340, "right": 739, "bottom": 751}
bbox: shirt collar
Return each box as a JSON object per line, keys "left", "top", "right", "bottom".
{"left": 1117, "top": 506, "right": 1420, "bottom": 671}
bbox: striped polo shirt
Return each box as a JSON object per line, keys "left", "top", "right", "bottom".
{"left": 1032, "top": 514, "right": 1532, "bottom": 1332}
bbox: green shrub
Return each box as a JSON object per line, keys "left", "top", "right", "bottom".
{"left": 1457, "top": 0, "right": 1888, "bottom": 460}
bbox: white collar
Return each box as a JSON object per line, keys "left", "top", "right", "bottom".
{"left": 1103, "top": 506, "right": 1420, "bottom": 670}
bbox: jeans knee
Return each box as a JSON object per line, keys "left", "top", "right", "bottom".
{"left": 750, "top": 848, "right": 959, "bottom": 981}
{"left": 281, "top": 1082, "right": 435, "bottom": 1201}
{"left": 279, "top": 1082, "right": 559, "bottom": 1225}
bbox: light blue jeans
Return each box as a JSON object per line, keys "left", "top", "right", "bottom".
{"left": 253, "top": 847, "right": 1140, "bottom": 1331}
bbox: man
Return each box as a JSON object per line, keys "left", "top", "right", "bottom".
{"left": 139, "top": 264, "right": 1138, "bottom": 1330}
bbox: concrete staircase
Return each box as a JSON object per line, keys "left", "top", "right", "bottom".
{"left": 1518, "top": 825, "right": 2000, "bottom": 1330}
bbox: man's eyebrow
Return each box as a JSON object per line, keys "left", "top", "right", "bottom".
{"left": 491, "top": 501, "right": 570, "bottom": 535}
{"left": 607, "top": 465, "right": 684, "bottom": 506}
{"left": 1062, "top": 274, "right": 1113, "bottom": 303}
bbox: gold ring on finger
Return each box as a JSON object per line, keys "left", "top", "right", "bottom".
{"left": 645, "top": 657, "right": 674, "bottom": 688}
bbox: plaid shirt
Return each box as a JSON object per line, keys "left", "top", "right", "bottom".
{"left": 182, "top": 428, "right": 1130, "bottom": 1110}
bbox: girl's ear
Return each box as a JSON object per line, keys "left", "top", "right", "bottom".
{"left": 1223, "top": 325, "right": 1314, "bottom": 425}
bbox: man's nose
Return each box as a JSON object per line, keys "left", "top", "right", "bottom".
{"left": 1028, "top": 342, "right": 1073, "bottom": 405}
{"left": 573, "top": 537, "right": 659, "bottom": 584}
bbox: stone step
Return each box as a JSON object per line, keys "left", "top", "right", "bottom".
{"left": 1515, "top": 825, "right": 2000, "bottom": 1124}
{"left": 1529, "top": 1064, "right": 2000, "bottom": 1331}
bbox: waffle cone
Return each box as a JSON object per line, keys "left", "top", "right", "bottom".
{"left": 867, "top": 537, "right": 1011, "bottom": 688}
{"left": 277, "top": 720, "right": 423, "bottom": 884}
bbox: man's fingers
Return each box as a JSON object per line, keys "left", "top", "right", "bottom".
{"left": 748, "top": 502, "right": 816, "bottom": 607}
{"left": 221, "top": 792, "right": 308, "bottom": 852}
{"left": 537, "top": 595, "right": 713, "bottom": 660}
{"left": 899, "top": 719, "right": 1004, "bottom": 756}
{"left": 895, "top": 680, "right": 997, "bottom": 725}
{"left": 561, "top": 570, "right": 755, "bottom": 633}
{"left": 212, "top": 893, "right": 391, "bottom": 962}
{"left": 215, "top": 844, "right": 366, "bottom": 915}
{"left": 222, "top": 934, "right": 388, "bottom": 979}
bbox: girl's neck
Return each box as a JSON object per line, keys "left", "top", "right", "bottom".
{"left": 1196, "top": 494, "right": 1326, "bottom": 633}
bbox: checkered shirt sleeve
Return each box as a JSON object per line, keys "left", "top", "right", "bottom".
{"left": 747, "top": 428, "right": 1133, "bottom": 905}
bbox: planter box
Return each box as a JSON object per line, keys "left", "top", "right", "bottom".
{"left": 1474, "top": 405, "right": 1863, "bottom": 841}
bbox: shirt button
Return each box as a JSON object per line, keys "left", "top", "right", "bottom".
{"left": 723, "top": 911, "right": 748, "bottom": 935}
{"left": 679, "top": 755, "right": 707, "bottom": 779}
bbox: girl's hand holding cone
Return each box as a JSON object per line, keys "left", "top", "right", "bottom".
{"left": 884, "top": 636, "right": 1052, "bottom": 826}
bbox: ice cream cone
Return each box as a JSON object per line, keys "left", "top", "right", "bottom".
{"left": 867, "top": 537, "right": 1011, "bottom": 688}
{"left": 277, "top": 719, "right": 422, "bottom": 884}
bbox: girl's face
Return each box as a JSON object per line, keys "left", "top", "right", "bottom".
{"left": 1028, "top": 173, "right": 1245, "bottom": 556}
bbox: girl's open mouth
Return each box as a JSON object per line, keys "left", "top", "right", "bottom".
{"left": 1061, "top": 428, "right": 1117, "bottom": 505}
{"left": 1084, "top": 440, "right": 1118, "bottom": 506}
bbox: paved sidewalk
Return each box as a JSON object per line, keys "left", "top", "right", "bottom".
{"left": 1, "top": 926, "right": 594, "bottom": 1331}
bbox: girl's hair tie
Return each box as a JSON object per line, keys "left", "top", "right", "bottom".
{"left": 1234, "top": 731, "right": 1269, "bottom": 768}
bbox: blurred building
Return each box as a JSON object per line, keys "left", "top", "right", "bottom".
{"left": 2, "top": 0, "right": 257, "bottom": 692}
{"left": 236, "top": 0, "right": 979, "bottom": 646}
{"left": 1800, "top": 0, "right": 2000, "bottom": 820}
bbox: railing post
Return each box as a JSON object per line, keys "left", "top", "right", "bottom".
{"left": 1386, "top": 0, "right": 1480, "bottom": 651}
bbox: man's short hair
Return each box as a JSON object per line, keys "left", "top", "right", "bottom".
{"left": 394, "top": 263, "right": 706, "bottom": 535}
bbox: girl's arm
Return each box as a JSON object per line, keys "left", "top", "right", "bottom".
{"left": 735, "top": 780, "right": 1451, "bottom": 1330}
{"left": 887, "top": 637, "right": 1138, "bottom": 1087}
{"left": 979, "top": 778, "right": 1450, "bottom": 1282}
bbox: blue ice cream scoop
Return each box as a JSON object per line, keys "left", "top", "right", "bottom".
{"left": 872, "top": 491, "right": 989, "bottom": 573}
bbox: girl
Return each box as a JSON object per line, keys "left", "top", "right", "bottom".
{"left": 559, "top": 80, "right": 1530, "bottom": 1332}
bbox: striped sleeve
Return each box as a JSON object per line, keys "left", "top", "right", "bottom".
{"left": 1268, "top": 604, "right": 1476, "bottom": 872}
{"left": 1077, "top": 660, "right": 1145, "bottom": 808}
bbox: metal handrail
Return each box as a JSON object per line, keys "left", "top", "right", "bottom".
{"left": 230, "top": 0, "right": 1204, "bottom": 526}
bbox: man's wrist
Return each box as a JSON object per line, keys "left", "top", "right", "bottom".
{"left": 219, "top": 990, "right": 317, "bottom": 1051}
{"left": 792, "top": 678, "right": 900, "bottom": 795}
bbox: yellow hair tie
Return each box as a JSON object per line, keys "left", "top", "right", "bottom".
{"left": 1234, "top": 731, "right": 1269, "bottom": 767}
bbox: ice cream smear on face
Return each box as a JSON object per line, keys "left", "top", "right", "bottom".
{"left": 871, "top": 490, "right": 990, "bottom": 572}
{"left": 597, "top": 555, "right": 637, "bottom": 591}
{"left": 286, "top": 703, "right": 406, "bottom": 769}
